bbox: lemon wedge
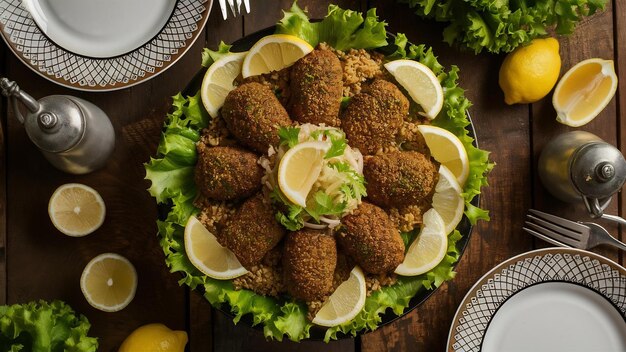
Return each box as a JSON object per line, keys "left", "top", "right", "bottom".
{"left": 432, "top": 165, "right": 464, "bottom": 235}
{"left": 80, "top": 253, "right": 137, "bottom": 312}
{"left": 417, "top": 124, "right": 469, "bottom": 186}
{"left": 395, "top": 208, "right": 447, "bottom": 276}
{"left": 312, "top": 266, "right": 366, "bottom": 327}
{"left": 201, "top": 51, "right": 247, "bottom": 118}
{"left": 277, "top": 141, "right": 330, "bottom": 207}
{"left": 553, "top": 58, "right": 618, "bottom": 127}
{"left": 184, "top": 215, "right": 247, "bottom": 280}
{"left": 384, "top": 59, "right": 444, "bottom": 119}
{"left": 241, "top": 34, "right": 313, "bottom": 78}
{"left": 48, "top": 183, "right": 105, "bottom": 237}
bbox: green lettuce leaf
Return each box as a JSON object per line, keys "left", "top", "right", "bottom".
{"left": 202, "top": 42, "right": 233, "bottom": 67}
{"left": 277, "top": 3, "right": 388, "bottom": 50}
{"left": 0, "top": 301, "right": 98, "bottom": 352}
{"left": 400, "top": 0, "right": 608, "bottom": 53}
{"left": 145, "top": 2, "right": 493, "bottom": 343}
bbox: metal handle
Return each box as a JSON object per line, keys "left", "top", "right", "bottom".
{"left": 582, "top": 196, "right": 612, "bottom": 218}
{"left": 0, "top": 77, "right": 40, "bottom": 124}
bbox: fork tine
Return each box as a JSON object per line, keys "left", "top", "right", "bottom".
{"left": 526, "top": 214, "right": 583, "bottom": 240}
{"left": 523, "top": 227, "right": 570, "bottom": 248}
{"left": 243, "top": 0, "right": 250, "bottom": 13}
{"left": 528, "top": 209, "right": 584, "bottom": 232}
{"left": 235, "top": 0, "right": 242, "bottom": 14}
{"left": 524, "top": 221, "right": 581, "bottom": 247}
{"left": 218, "top": 0, "right": 227, "bottom": 19}
{"left": 227, "top": 0, "right": 237, "bottom": 17}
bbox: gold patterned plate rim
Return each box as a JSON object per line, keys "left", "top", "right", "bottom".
{"left": 0, "top": 0, "right": 212, "bottom": 92}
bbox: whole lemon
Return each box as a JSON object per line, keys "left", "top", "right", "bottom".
{"left": 499, "top": 38, "right": 561, "bottom": 105}
{"left": 119, "top": 323, "right": 188, "bottom": 352}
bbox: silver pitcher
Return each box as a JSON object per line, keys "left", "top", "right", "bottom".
{"left": 538, "top": 131, "right": 626, "bottom": 218}
{"left": 1, "top": 78, "right": 115, "bottom": 174}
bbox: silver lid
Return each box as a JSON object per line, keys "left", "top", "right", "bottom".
{"left": 23, "top": 95, "right": 84, "bottom": 153}
{"left": 570, "top": 141, "right": 626, "bottom": 199}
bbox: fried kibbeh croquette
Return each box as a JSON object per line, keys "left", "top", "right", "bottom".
{"left": 222, "top": 82, "right": 292, "bottom": 153}
{"left": 219, "top": 193, "right": 286, "bottom": 269}
{"left": 289, "top": 49, "right": 343, "bottom": 127}
{"left": 342, "top": 79, "right": 409, "bottom": 155}
{"left": 363, "top": 151, "right": 439, "bottom": 208}
{"left": 283, "top": 229, "right": 337, "bottom": 302}
{"left": 194, "top": 145, "right": 263, "bottom": 201}
{"left": 337, "top": 202, "right": 405, "bottom": 274}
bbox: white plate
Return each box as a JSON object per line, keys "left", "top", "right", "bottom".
{"left": 448, "top": 248, "right": 626, "bottom": 352}
{"left": 0, "top": 0, "right": 212, "bottom": 91}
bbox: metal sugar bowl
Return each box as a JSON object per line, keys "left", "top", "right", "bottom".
{"left": 538, "top": 131, "right": 626, "bottom": 218}
{"left": 1, "top": 78, "right": 115, "bottom": 174}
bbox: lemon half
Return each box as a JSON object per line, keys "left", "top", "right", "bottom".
{"left": 418, "top": 124, "right": 469, "bottom": 186}
{"left": 553, "top": 58, "right": 618, "bottom": 127}
{"left": 432, "top": 165, "right": 465, "bottom": 235}
{"left": 277, "top": 141, "right": 330, "bottom": 207}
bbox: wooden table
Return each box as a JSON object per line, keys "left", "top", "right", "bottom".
{"left": 1, "top": 1, "right": 624, "bottom": 351}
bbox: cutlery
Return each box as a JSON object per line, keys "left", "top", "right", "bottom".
{"left": 523, "top": 209, "right": 626, "bottom": 251}
{"left": 219, "top": 0, "right": 250, "bottom": 20}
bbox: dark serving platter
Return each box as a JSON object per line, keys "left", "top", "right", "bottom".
{"left": 167, "top": 25, "right": 479, "bottom": 340}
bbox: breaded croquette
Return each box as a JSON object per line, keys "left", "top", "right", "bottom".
{"left": 289, "top": 49, "right": 343, "bottom": 127}
{"left": 219, "top": 193, "right": 286, "bottom": 269}
{"left": 283, "top": 229, "right": 337, "bottom": 302}
{"left": 342, "top": 79, "right": 409, "bottom": 154}
{"left": 363, "top": 151, "right": 438, "bottom": 208}
{"left": 194, "top": 145, "right": 263, "bottom": 201}
{"left": 337, "top": 202, "right": 405, "bottom": 274}
{"left": 222, "top": 82, "right": 292, "bottom": 153}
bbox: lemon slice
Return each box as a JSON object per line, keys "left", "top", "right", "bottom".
{"left": 432, "top": 165, "right": 464, "bottom": 235}
{"left": 80, "top": 253, "right": 137, "bottom": 312}
{"left": 201, "top": 51, "right": 247, "bottom": 118}
{"left": 395, "top": 208, "right": 447, "bottom": 276}
{"left": 553, "top": 58, "right": 618, "bottom": 127}
{"left": 312, "top": 266, "right": 366, "bottom": 327}
{"left": 417, "top": 125, "right": 469, "bottom": 186}
{"left": 241, "top": 34, "right": 313, "bottom": 78}
{"left": 384, "top": 59, "right": 444, "bottom": 119}
{"left": 48, "top": 183, "right": 105, "bottom": 237}
{"left": 277, "top": 141, "right": 330, "bottom": 207}
{"left": 184, "top": 215, "right": 247, "bottom": 280}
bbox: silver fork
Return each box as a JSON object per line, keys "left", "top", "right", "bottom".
{"left": 218, "top": 0, "right": 251, "bottom": 20}
{"left": 523, "top": 209, "right": 626, "bottom": 251}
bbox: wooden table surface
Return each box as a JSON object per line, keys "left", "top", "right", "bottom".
{"left": 1, "top": 0, "right": 624, "bottom": 351}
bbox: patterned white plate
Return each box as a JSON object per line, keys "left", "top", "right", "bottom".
{"left": 0, "top": 0, "right": 211, "bottom": 91}
{"left": 448, "top": 248, "right": 626, "bottom": 352}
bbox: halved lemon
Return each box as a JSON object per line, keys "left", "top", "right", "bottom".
{"left": 432, "top": 165, "right": 464, "bottom": 235}
{"left": 184, "top": 215, "right": 247, "bottom": 280}
{"left": 553, "top": 58, "right": 618, "bottom": 127}
{"left": 201, "top": 51, "right": 248, "bottom": 118}
{"left": 80, "top": 253, "right": 137, "bottom": 312}
{"left": 417, "top": 125, "right": 469, "bottom": 186}
{"left": 312, "top": 266, "right": 366, "bottom": 327}
{"left": 241, "top": 34, "right": 313, "bottom": 78}
{"left": 395, "top": 208, "right": 447, "bottom": 276}
{"left": 277, "top": 141, "right": 330, "bottom": 207}
{"left": 384, "top": 59, "right": 444, "bottom": 119}
{"left": 48, "top": 183, "right": 105, "bottom": 237}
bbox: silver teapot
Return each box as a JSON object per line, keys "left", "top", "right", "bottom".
{"left": 538, "top": 131, "right": 626, "bottom": 218}
{"left": 1, "top": 78, "right": 115, "bottom": 174}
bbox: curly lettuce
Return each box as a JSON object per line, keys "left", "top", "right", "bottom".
{"left": 0, "top": 300, "right": 98, "bottom": 352}
{"left": 145, "top": 2, "right": 493, "bottom": 343}
{"left": 399, "top": 0, "right": 608, "bottom": 53}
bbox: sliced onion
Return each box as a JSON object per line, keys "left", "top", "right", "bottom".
{"left": 303, "top": 222, "right": 327, "bottom": 230}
